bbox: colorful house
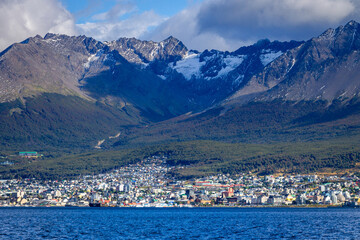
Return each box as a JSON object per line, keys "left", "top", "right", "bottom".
{"left": 19, "top": 152, "right": 42, "bottom": 158}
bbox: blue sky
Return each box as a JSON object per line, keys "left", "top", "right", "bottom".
{"left": 0, "top": 0, "right": 360, "bottom": 52}
{"left": 59, "top": 0, "right": 198, "bottom": 24}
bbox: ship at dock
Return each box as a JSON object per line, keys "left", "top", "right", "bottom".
{"left": 89, "top": 193, "right": 101, "bottom": 207}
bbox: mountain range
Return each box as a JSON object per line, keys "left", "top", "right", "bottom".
{"left": 118, "top": 20, "right": 360, "bottom": 146}
{"left": 1, "top": 20, "right": 360, "bottom": 179}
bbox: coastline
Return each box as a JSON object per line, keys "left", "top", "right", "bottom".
{"left": 0, "top": 204, "right": 356, "bottom": 208}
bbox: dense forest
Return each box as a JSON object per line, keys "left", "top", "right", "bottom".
{"left": 2, "top": 138, "right": 360, "bottom": 180}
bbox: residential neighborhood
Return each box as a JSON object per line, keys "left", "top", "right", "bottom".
{"left": 1, "top": 156, "right": 360, "bottom": 208}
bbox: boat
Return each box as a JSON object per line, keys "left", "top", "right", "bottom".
{"left": 89, "top": 192, "right": 102, "bottom": 207}
{"left": 89, "top": 202, "right": 101, "bottom": 207}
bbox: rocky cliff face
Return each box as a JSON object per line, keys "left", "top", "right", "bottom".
{"left": 115, "top": 20, "right": 360, "bottom": 146}
{"left": 1, "top": 21, "right": 360, "bottom": 150}
{"left": 172, "top": 39, "right": 302, "bottom": 104}
{"left": 0, "top": 34, "right": 194, "bottom": 119}
{"left": 228, "top": 20, "right": 360, "bottom": 104}
{"left": 106, "top": 36, "right": 188, "bottom": 64}
{"left": 1, "top": 20, "right": 360, "bottom": 122}
{"left": 140, "top": 38, "right": 302, "bottom": 107}
{"left": 0, "top": 32, "right": 302, "bottom": 116}
{"left": 0, "top": 34, "right": 84, "bottom": 102}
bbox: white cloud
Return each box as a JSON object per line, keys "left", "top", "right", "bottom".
{"left": 77, "top": 10, "right": 165, "bottom": 41}
{"left": 197, "top": 0, "right": 356, "bottom": 39}
{"left": 1, "top": 0, "right": 359, "bottom": 53}
{"left": 142, "top": 6, "right": 251, "bottom": 51}
{"left": 91, "top": 1, "right": 136, "bottom": 22}
{"left": 145, "top": 0, "right": 360, "bottom": 51}
{"left": 0, "top": 0, "right": 76, "bottom": 51}
{"left": 76, "top": 0, "right": 166, "bottom": 42}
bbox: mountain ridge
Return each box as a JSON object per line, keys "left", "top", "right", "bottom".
{"left": 0, "top": 31, "right": 302, "bottom": 117}
{"left": 1, "top": 20, "right": 360, "bottom": 152}
{"left": 2, "top": 21, "right": 360, "bottom": 179}
{"left": 227, "top": 20, "right": 360, "bottom": 105}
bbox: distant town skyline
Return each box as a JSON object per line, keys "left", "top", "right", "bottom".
{"left": 1, "top": 0, "right": 360, "bottom": 52}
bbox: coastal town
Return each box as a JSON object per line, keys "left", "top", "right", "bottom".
{"left": 1, "top": 155, "right": 360, "bottom": 208}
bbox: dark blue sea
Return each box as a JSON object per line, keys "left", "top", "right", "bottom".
{"left": 1, "top": 207, "right": 359, "bottom": 239}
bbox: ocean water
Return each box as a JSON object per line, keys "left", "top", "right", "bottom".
{"left": 0, "top": 207, "right": 359, "bottom": 239}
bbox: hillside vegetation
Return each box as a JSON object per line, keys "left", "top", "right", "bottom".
{"left": 113, "top": 99, "right": 360, "bottom": 145}
{"left": 0, "top": 93, "right": 143, "bottom": 151}
{"left": 1, "top": 96, "right": 360, "bottom": 180}
{"left": 2, "top": 22, "right": 360, "bottom": 180}
{"left": 1, "top": 138, "right": 360, "bottom": 180}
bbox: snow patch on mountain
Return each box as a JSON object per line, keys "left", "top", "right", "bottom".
{"left": 260, "top": 50, "right": 283, "bottom": 66}
{"left": 217, "top": 56, "right": 244, "bottom": 77}
{"left": 148, "top": 45, "right": 160, "bottom": 61}
{"left": 103, "top": 53, "right": 116, "bottom": 64}
{"left": 233, "top": 74, "right": 244, "bottom": 85}
{"left": 287, "top": 58, "right": 296, "bottom": 73}
{"left": 157, "top": 75, "right": 166, "bottom": 80}
{"left": 45, "top": 38, "right": 60, "bottom": 44}
{"left": 84, "top": 50, "right": 103, "bottom": 69}
{"left": 170, "top": 53, "right": 205, "bottom": 80}
{"left": 170, "top": 52, "right": 245, "bottom": 80}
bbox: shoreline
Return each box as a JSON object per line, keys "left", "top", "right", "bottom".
{"left": 0, "top": 204, "right": 356, "bottom": 208}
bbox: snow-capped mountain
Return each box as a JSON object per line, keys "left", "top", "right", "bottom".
{"left": 228, "top": 20, "right": 360, "bottom": 104}
{"left": 105, "top": 36, "right": 188, "bottom": 64}
{"left": 105, "top": 37, "right": 302, "bottom": 106}
{"left": 0, "top": 32, "right": 302, "bottom": 113}
{"left": 0, "top": 33, "right": 196, "bottom": 119}
{"left": 166, "top": 39, "right": 300, "bottom": 83}
{"left": 111, "top": 20, "right": 360, "bottom": 147}
{"left": 2, "top": 21, "right": 360, "bottom": 150}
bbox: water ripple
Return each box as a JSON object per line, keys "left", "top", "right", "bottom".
{"left": 0, "top": 208, "right": 359, "bottom": 239}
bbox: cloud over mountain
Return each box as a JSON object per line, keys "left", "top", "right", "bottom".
{"left": 77, "top": 10, "right": 165, "bottom": 42}
{"left": 75, "top": 0, "right": 166, "bottom": 41}
{"left": 145, "top": 0, "right": 360, "bottom": 51}
{"left": 1, "top": 0, "right": 360, "bottom": 52}
{"left": 142, "top": 4, "right": 248, "bottom": 51}
{"left": 197, "top": 0, "right": 355, "bottom": 40}
{"left": 0, "top": 0, "right": 76, "bottom": 51}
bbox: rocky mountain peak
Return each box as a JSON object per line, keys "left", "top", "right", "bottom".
{"left": 161, "top": 36, "right": 179, "bottom": 46}
{"left": 0, "top": 33, "right": 111, "bottom": 103}
{"left": 314, "top": 20, "right": 360, "bottom": 54}
{"left": 160, "top": 36, "right": 188, "bottom": 59}
{"left": 2, "top": 20, "right": 360, "bottom": 116}
{"left": 42, "top": 33, "right": 106, "bottom": 55}
{"left": 343, "top": 19, "right": 360, "bottom": 32}
{"left": 234, "top": 39, "right": 303, "bottom": 56}
{"left": 228, "top": 20, "right": 360, "bottom": 105}
{"left": 105, "top": 36, "right": 188, "bottom": 64}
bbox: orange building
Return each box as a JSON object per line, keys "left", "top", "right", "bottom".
{"left": 222, "top": 187, "right": 234, "bottom": 198}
